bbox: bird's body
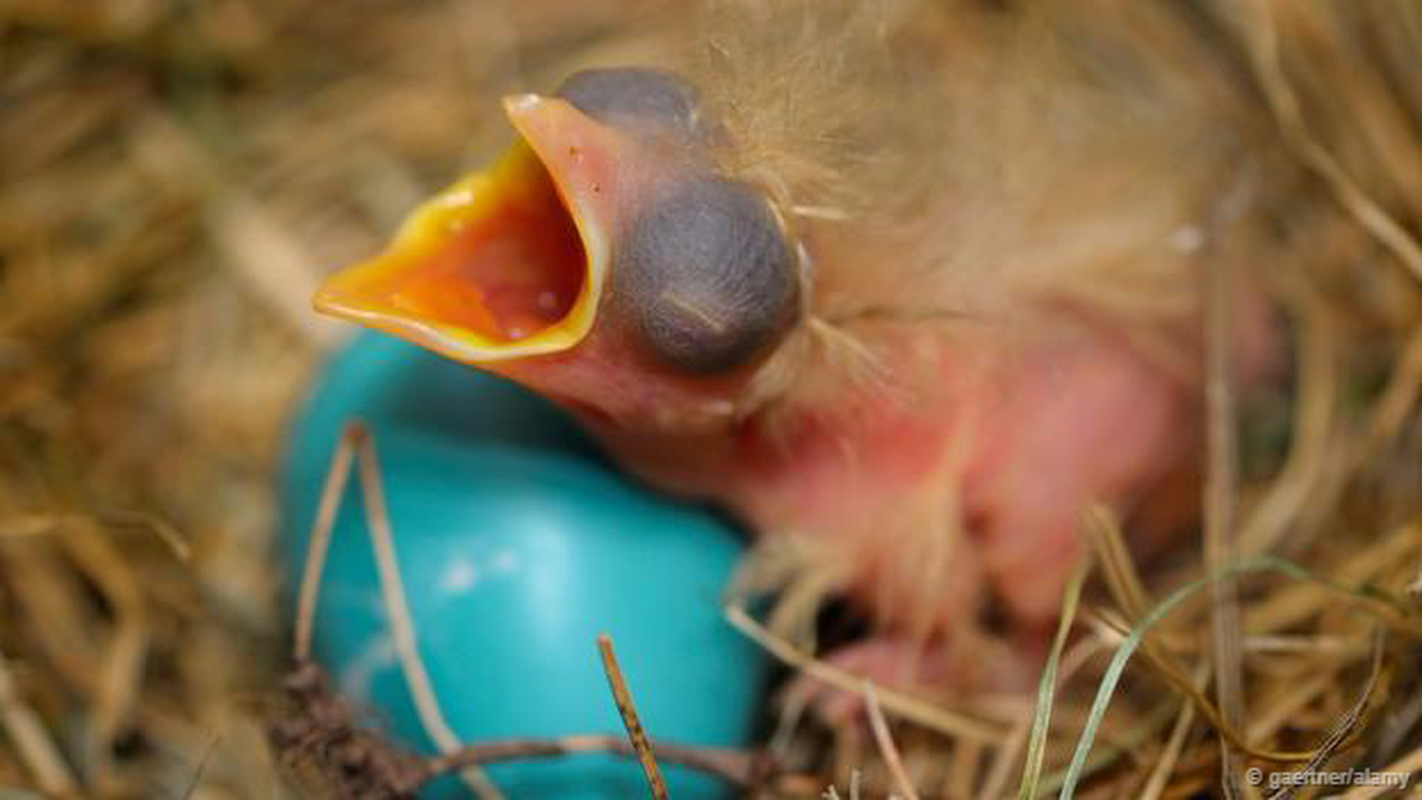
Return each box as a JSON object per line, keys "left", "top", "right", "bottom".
{"left": 316, "top": 1, "right": 1280, "bottom": 698}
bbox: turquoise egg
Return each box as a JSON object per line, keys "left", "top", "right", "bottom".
{"left": 279, "top": 333, "right": 766, "bottom": 798}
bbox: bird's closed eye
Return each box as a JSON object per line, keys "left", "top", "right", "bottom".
{"left": 612, "top": 175, "right": 800, "bottom": 374}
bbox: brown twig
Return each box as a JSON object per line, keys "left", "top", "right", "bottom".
{"left": 1138, "top": 662, "right": 1208, "bottom": 800}
{"left": 1202, "top": 180, "right": 1248, "bottom": 799}
{"left": 63, "top": 517, "right": 150, "bottom": 788}
{"left": 0, "top": 647, "right": 79, "bottom": 795}
{"left": 424, "top": 734, "right": 761, "bottom": 787}
{"left": 355, "top": 426, "right": 505, "bottom": 800}
{"left": 1237, "top": 283, "right": 1338, "bottom": 558}
{"left": 292, "top": 421, "right": 360, "bottom": 662}
{"left": 862, "top": 680, "right": 920, "bottom": 800}
{"left": 597, "top": 634, "right": 669, "bottom": 800}
{"left": 354, "top": 429, "right": 452, "bottom": 748}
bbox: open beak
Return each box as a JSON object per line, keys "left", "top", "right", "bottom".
{"left": 314, "top": 94, "right": 620, "bottom": 363}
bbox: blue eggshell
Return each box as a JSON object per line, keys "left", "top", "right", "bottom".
{"left": 279, "top": 333, "right": 767, "bottom": 798}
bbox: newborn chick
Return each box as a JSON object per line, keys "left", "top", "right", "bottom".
{"left": 314, "top": 2, "right": 1277, "bottom": 699}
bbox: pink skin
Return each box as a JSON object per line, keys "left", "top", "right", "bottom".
{"left": 708, "top": 289, "right": 1276, "bottom": 713}
{"left": 626, "top": 319, "right": 1196, "bottom": 706}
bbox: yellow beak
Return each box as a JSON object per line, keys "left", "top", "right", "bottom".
{"left": 313, "top": 95, "right": 613, "bottom": 363}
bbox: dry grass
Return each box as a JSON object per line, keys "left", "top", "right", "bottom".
{"left": 1, "top": 0, "right": 1420, "bottom": 797}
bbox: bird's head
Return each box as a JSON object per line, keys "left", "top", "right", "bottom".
{"left": 315, "top": 68, "right": 808, "bottom": 434}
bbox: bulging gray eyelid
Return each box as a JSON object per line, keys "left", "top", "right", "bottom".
{"left": 613, "top": 176, "right": 801, "bottom": 374}
{"left": 554, "top": 67, "right": 721, "bottom": 144}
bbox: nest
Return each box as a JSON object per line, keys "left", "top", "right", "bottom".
{"left": 2, "top": 1, "right": 1420, "bottom": 797}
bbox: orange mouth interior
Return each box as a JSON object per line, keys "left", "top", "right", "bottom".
{"left": 385, "top": 155, "right": 584, "bottom": 343}
{"left": 314, "top": 142, "right": 596, "bottom": 359}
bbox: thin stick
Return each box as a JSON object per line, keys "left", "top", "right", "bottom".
{"left": 947, "top": 737, "right": 982, "bottom": 800}
{"left": 357, "top": 430, "right": 456, "bottom": 749}
{"left": 98, "top": 509, "right": 192, "bottom": 562}
{"left": 1085, "top": 505, "right": 1149, "bottom": 622}
{"left": 1237, "top": 286, "right": 1337, "bottom": 558}
{"left": 354, "top": 428, "right": 504, "bottom": 800}
{"left": 1203, "top": 211, "right": 1245, "bottom": 799}
{"left": 0, "top": 511, "right": 190, "bottom": 561}
{"left": 725, "top": 606, "right": 1005, "bottom": 742}
{"left": 63, "top": 520, "right": 150, "bottom": 786}
{"left": 980, "top": 711, "right": 1032, "bottom": 800}
{"left": 1362, "top": 326, "right": 1422, "bottom": 455}
{"left": 0, "top": 647, "right": 78, "bottom": 795}
{"left": 863, "top": 680, "right": 920, "bottom": 800}
{"left": 425, "top": 734, "right": 758, "bottom": 787}
{"left": 597, "top": 635, "right": 669, "bottom": 800}
{"left": 293, "top": 422, "right": 360, "bottom": 662}
{"left": 1138, "top": 663, "right": 1207, "bottom": 800}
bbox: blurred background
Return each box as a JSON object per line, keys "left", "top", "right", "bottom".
{"left": 2, "top": 1, "right": 1421, "bottom": 797}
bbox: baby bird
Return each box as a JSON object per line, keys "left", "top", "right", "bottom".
{"left": 315, "top": 2, "right": 1278, "bottom": 699}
